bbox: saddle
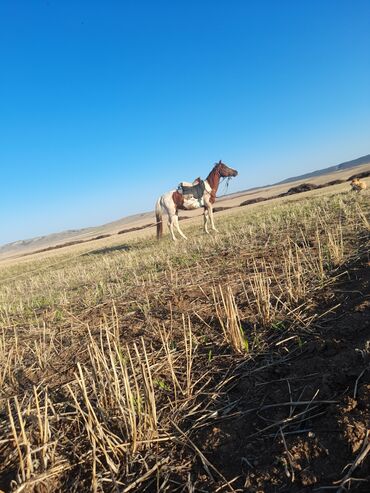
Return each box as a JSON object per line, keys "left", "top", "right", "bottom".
{"left": 177, "top": 178, "right": 205, "bottom": 200}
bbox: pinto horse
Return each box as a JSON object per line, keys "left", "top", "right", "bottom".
{"left": 155, "top": 161, "right": 238, "bottom": 240}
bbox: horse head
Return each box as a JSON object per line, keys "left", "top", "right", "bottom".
{"left": 215, "top": 160, "right": 238, "bottom": 178}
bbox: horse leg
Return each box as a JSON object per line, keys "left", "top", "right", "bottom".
{"left": 161, "top": 192, "right": 180, "bottom": 241}
{"left": 203, "top": 208, "right": 210, "bottom": 234}
{"left": 208, "top": 205, "right": 219, "bottom": 232}
{"left": 174, "top": 215, "right": 188, "bottom": 239}
{"left": 168, "top": 214, "right": 178, "bottom": 241}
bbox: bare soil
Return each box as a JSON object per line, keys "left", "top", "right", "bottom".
{"left": 184, "top": 253, "right": 370, "bottom": 492}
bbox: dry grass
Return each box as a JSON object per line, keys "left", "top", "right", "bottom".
{"left": 0, "top": 191, "right": 369, "bottom": 491}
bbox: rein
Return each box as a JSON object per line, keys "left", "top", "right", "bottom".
{"left": 220, "top": 176, "right": 231, "bottom": 195}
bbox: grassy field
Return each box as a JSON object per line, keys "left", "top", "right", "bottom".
{"left": 0, "top": 189, "right": 369, "bottom": 492}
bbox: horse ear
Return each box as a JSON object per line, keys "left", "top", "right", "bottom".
{"left": 218, "top": 159, "right": 222, "bottom": 164}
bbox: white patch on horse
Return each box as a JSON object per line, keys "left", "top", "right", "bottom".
{"left": 183, "top": 196, "right": 204, "bottom": 210}
{"left": 204, "top": 180, "right": 212, "bottom": 193}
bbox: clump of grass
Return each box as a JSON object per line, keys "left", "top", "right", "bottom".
{"left": 244, "top": 259, "right": 276, "bottom": 327}
{"left": 213, "top": 285, "right": 249, "bottom": 353}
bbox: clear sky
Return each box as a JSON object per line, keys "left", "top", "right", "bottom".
{"left": 0, "top": 0, "right": 369, "bottom": 245}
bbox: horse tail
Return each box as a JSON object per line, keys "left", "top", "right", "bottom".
{"left": 155, "top": 197, "right": 163, "bottom": 240}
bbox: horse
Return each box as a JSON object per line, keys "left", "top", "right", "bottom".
{"left": 155, "top": 160, "right": 238, "bottom": 241}
{"left": 350, "top": 178, "right": 367, "bottom": 193}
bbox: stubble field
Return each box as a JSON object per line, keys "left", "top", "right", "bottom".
{"left": 0, "top": 189, "right": 369, "bottom": 492}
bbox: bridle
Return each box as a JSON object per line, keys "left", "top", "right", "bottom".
{"left": 213, "top": 162, "right": 237, "bottom": 195}
{"left": 220, "top": 175, "right": 232, "bottom": 195}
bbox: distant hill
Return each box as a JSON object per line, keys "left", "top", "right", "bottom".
{"left": 0, "top": 212, "right": 150, "bottom": 259}
{"left": 277, "top": 154, "right": 370, "bottom": 185}
{"left": 0, "top": 229, "right": 93, "bottom": 258}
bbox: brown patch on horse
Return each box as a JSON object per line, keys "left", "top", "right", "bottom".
{"left": 206, "top": 168, "right": 220, "bottom": 204}
{"left": 209, "top": 190, "right": 217, "bottom": 204}
{"left": 172, "top": 191, "right": 185, "bottom": 209}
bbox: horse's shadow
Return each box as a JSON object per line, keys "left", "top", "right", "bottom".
{"left": 83, "top": 244, "right": 132, "bottom": 256}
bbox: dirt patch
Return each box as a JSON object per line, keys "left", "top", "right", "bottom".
{"left": 282, "top": 182, "right": 319, "bottom": 195}
{"left": 19, "top": 234, "right": 113, "bottom": 256}
{"left": 239, "top": 177, "right": 359, "bottom": 209}
{"left": 190, "top": 254, "right": 370, "bottom": 491}
{"left": 213, "top": 206, "right": 234, "bottom": 213}
{"left": 326, "top": 179, "right": 345, "bottom": 186}
{"left": 348, "top": 171, "right": 370, "bottom": 181}
{"left": 240, "top": 197, "right": 268, "bottom": 206}
{"left": 118, "top": 223, "right": 155, "bottom": 234}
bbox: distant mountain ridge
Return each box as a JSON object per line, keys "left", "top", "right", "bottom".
{"left": 0, "top": 212, "right": 151, "bottom": 258}
{"left": 277, "top": 154, "right": 370, "bottom": 185}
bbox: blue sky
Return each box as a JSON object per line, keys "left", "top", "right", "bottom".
{"left": 0, "top": 0, "right": 369, "bottom": 245}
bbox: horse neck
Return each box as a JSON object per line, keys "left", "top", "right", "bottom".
{"left": 206, "top": 168, "right": 221, "bottom": 196}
